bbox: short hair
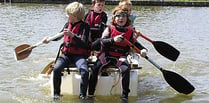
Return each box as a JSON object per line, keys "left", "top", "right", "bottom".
{"left": 119, "top": 0, "right": 132, "bottom": 6}
{"left": 92, "top": 0, "right": 105, "bottom": 4}
{"left": 111, "top": 6, "right": 131, "bottom": 26}
{"left": 65, "top": 2, "right": 85, "bottom": 20}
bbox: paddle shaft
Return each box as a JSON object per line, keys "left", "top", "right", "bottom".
{"left": 133, "top": 30, "right": 153, "bottom": 43}
{"left": 17, "top": 32, "right": 64, "bottom": 54}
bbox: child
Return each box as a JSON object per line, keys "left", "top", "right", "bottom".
{"left": 42, "top": 2, "right": 90, "bottom": 100}
{"left": 84, "top": 0, "right": 107, "bottom": 51}
{"left": 119, "top": 0, "right": 136, "bottom": 28}
{"left": 88, "top": 6, "right": 147, "bottom": 101}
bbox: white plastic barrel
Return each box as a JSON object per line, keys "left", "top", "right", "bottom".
{"left": 50, "top": 69, "right": 138, "bottom": 96}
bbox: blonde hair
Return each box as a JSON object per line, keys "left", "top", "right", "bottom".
{"left": 119, "top": 0, "right": 132, "bottom": 6}
{"left": 65, "top": 2, "right": 85, "bottom": 20}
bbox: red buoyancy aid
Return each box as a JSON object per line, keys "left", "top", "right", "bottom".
{"left": 62, "top": 22, "right": 90, "bottom": 56}
{"left": 85, "top": 10, "right": 103, "bottom": 27}
{"left": 106, "top": 25, "right": 133, "bottom": 57}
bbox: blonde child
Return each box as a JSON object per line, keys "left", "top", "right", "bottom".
{"left": 43, "top": 2, "right": 90, "bottom": 100}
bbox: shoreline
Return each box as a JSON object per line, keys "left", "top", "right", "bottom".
{"left": 1, "top": 0, "right": 209, "bottom": 7}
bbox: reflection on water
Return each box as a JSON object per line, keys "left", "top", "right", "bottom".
{"left": 0, "top": 3, "right": 209, "bottom": 103}
{"left": 159, "top": 94, "right": 193, "bottom": 103}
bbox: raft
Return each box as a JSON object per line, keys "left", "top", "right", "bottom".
{"left": 41, "top": 53, "right": 142, "bottom": 97}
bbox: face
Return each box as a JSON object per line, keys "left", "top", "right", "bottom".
{"left": 67, "top": 14, "right": 77, "bottom": 23}
{"left": 114, "top": 13, "right": 127, "bottom": 27}
{"left": 93, "top": 2, "right": 105, "bottom": 13}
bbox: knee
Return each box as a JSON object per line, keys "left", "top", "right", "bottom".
{"left": 53, "top": 66, "right": 62, "bottom": 74}
{"left": 53, "top": 68, "right": 62, "bottom": 77}
{"left": 79, "top": 63, "right": 88, "bottom": 70}
{"left": 120, "top": 65, "right": 130, "bottom": 73}
{"left": 80, "top": 68, "right": 89, "bottom": 76}
{"left": 91, "top": 66, "right": 101, "bottom": 75}
{"left": 90, "top": 60, "right": 102, "bottom": 75}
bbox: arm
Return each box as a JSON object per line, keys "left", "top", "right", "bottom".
{"left": 100, "top": 12, "right": 108, "bottom": 30}
{"left": 42, "top": 22, "right": 68, "bottom": 44}
{"left": 132, "top": 37, "right": 148, "bottom": 57}
{"left": 52, "top": 22, "right": 69, "bottom": 41}
{"left": 134, "top": 41, "right": 146, "bottom": 50}
{"left": 100, "top": 27, "right": 114, "bottom": 46}
{"left": 101, "top": 12, "right": 107, "bottom": 25}
{"left": 101, "top": 28, "right": 124, "bottom": 47}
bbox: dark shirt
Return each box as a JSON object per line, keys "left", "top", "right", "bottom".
{"left": 84, "top": 10, "right": 108, "bottom": 42}
{"left": 54, "top": 20, "right": 90, "bottom": 48}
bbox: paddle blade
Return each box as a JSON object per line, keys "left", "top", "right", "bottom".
{"left": 41, "top": 60, "right": 54, "bottom": 74}
{"left": 14, "top": 44, "right": 32, "bottom": 60}
{"left": 153, "top": 41, "right": 180, "bottom": 61}
{"left": 162, "top": 69, "right": 195, "bottom": 94}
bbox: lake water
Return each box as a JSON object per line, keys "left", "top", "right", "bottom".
{"left": 0, "top": 3, "right": 209, "bottom": 103}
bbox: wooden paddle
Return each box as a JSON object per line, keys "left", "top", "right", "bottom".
{"left": 41, "top": 60, "right": 55, "bottom": 74}
{"left": 124, "top": 38, "right": 195, "bottom": 94}
{"left": 130, "top": 28, "right": 180, "bottom": 61}
{"left": 14, "top": 32, "right": 63, "bottom": 61}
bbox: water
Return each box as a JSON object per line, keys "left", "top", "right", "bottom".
{"left": 0, "top": 3, "right": 209, "bottom": 103}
